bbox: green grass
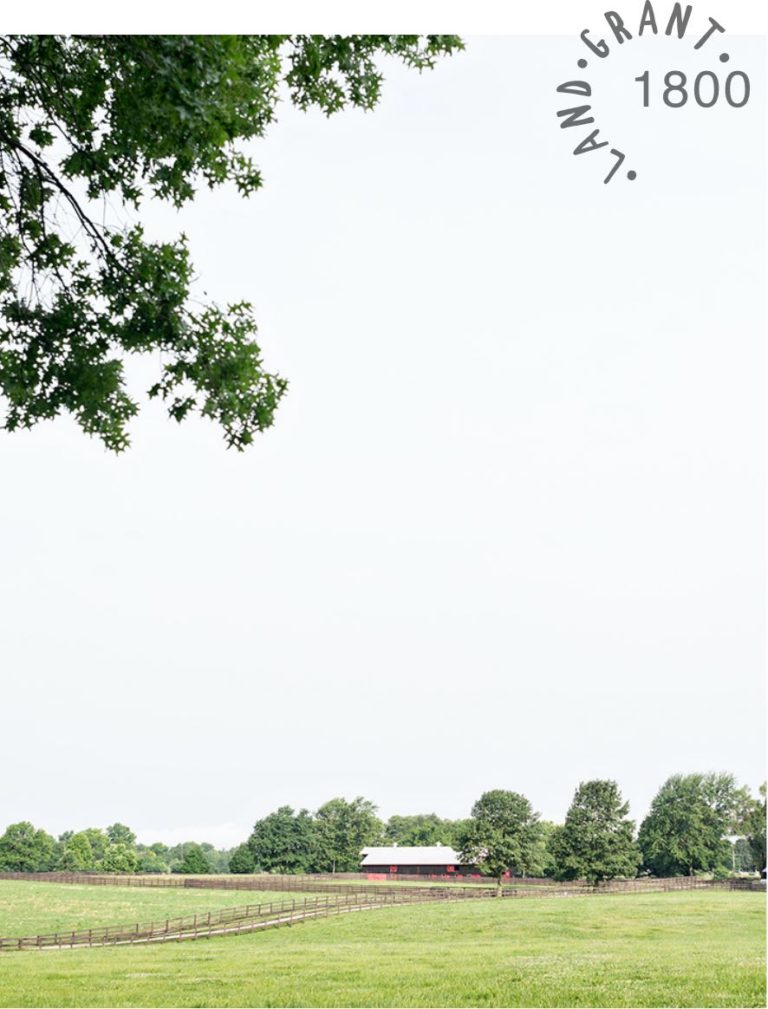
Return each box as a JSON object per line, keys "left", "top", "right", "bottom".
{"left": 0, "top": 882, "right": 319, "bottom": 936}
{"left": 0, "top": 885, "right": 764, "bottom": 1007}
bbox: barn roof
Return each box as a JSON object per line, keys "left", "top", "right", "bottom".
{"left": 360, "top": 845, "right": 463, "bottom": 866}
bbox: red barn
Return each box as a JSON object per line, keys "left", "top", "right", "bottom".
{"left": 359, "top": 845, "right": 473, "bottom": 876}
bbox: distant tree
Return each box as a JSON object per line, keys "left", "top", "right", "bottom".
{"left": 736, "top": 783, "right": 766, "bottom": 872}
{"left": 79, "top": 828, "right": 110, "bottom": 866}
{"left": 102, "top": 842, "right": 138, "bottom": 873}
{"left": 173, "top": 843, "right": 211, "bottom": 875}
{"left": 445, "top": 819, "right": 474, "bottom": 851}
{"left": 532, "top": 820, "right": 559, "bottom": 878}
{"left": 312, "top": 797, "right": 382, "bottom": 873}
{"left": 551, "top": 781, "right": 640, "bottom": 884}
{"left": 544, "top": 823, "right": 565, "bottom": 878}
{"left": 0, "top": 821, "right": 55, "bottom": 871}
{"left": 384, "top": 814, "right": 453, "bottom": 847}
{"left": 229, "top": 842, "right": 257, "bottom": 874}
{"left": 638, "top": 773, "right": 741, "bottom": 877}
{"left": 0, "top": 34, "right": 462, "bottom": 451}
{"left": 56, "top": 831, "right": 96, "bottom": 871}
{"left": 248, "top": 806, "right": 314, "bottom": 874}
{"left": 732, "top": 838, "right": 755, "bottom": 873}
{"left": 460, "top": 790, "right": 543, "bottom": 893}
{"left": 106, "top": 823, "right": 137, "bottom": 847}
{"left": 135, "top": 848, "right": 168, "bottom": 874}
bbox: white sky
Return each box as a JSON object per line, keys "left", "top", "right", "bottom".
{"left": 0, "top": 34, "right": 764, "bottom": 849}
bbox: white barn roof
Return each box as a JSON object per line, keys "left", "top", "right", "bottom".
{"left": 360, "top": 845, "right": 463, "bottom": 866}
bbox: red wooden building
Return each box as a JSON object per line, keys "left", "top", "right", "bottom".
{"left": 359, "top": 845, "right": 474, "bottom": 876}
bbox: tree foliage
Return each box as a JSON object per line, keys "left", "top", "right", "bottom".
{"left": 460, "top": 790, "right": 544, "bottom": 890}
{"left": 638, "top": 773, "right": 741, "bottom": 877}
{"left": 106, "top": 823, "right": 137, "bottom": 847}
{"left": 0, "top": 821, "right": 55, "bottom": 871}
{"left": 228, "top": 842, "right": 257, "bottom": 874}
{"left": 56, "top": 831, "right": 96, "bottom": 871}
{"left": 384, "top": 813, "right": 467, "bottom": 849}
{"left": 313, "top": 797, "right": 382, "bottom": 872}
{"left": 551, "top": 780, "right": 640, "bottom": 884}
{"left": 101, "top": 841, "right": 138, "bottom": 873}
{"left": 173, "top": 842, "right": 211, "bottom": 874}
{"left": 0, "top": 34, "right": 463, "bottom": 450}
{"left": 247, "top": 805, "right": 315, "bottom": 874}
{"left": 736, "top": 783, "right": 766, "bottom": 872}
{"left": 134, "top": 847, "right": 168, "bottom": 874}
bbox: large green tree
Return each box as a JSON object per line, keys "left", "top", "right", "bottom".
{"left": 55, "top": 831, "right": 96, "bottom": 871}
{"left": 102, "top": 842, "right": 138, "bottom": 873}
{"left": 460, "top": 790, "right": 544, "bottom": 892}
{"left": 228, "top": 842, "right": 257, "bottom": 874}
{"left": 135, "top": 847, "right": 168, "bottom": 874}
{"left": 0, "top": 35, "right": 462, "bottom": 450}
{"left": 312, "top": 797, "right": 382, "bottom": 872}
{"left": 105, "top": 823, "right": 137, "bottom": 847}
{"left": 79, "top": 827, "right": 110, "bottom": 865}
{"left": 247, "top": 806, "right": 315, "bottom": 874}
{"left": 173, "top": 842, "right": 211, "bottom": 875}
{"left": 384, "top": 813, "right": 466, "bottom": 848}
{"left": 638, "top": 773, "right": 742, "bottom": 877}
{"left": 736, "top": 783, "right": 766, "bottom": 873}
{"left": 0, "top": 821, "right": 55, "bottom": 871}
{"left": 551, "top": 780, "right": 640, "bottom": 884}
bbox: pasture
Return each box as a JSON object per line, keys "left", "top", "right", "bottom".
{"left": 0, "top": 881, "right": 320, "bottom": 936}
{"left": 0, "top": 882, "right": 764, "bottom": 1007}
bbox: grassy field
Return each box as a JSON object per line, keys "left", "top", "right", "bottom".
{"left": 0, "top": 882, "right": 320, "bottom": 936}
{"left": 0, "top": 884, "right": 763, "bottom": 1007}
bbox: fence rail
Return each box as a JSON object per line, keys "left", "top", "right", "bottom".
{"left": 0, "top": 884, "right": 494, "bottom": 951}
{"left": 0, "top": 872, "right": 505, "bottom": 901}
{"left": 0, "top": 871, "right": 761, "bottom": 895}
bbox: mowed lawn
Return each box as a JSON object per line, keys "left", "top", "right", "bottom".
{"left": 0, "top": 884, "right": 764, "bottom": 1008}
{"left": 0, "top": 882, "right": 319, "bottom": 936}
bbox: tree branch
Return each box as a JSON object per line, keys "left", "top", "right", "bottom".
{"left": 0, "top": 128, "right": 117, "bottom": 267}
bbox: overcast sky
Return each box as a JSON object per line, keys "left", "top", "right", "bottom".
{"left": 0, "top": 35, "right": 764, "bottom": 848}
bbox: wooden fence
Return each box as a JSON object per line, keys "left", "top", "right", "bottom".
{"left": 0, "top": 871, "right": 761, "bottom": 895}
{"left": 0, "top": 872, "right": 518, "bottom": 901}
{"left": 0, "top": 884, "right": 492, "bottom": 951}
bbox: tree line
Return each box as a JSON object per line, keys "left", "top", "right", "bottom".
{"left": 0, "top": 822, "right": 231, "bottom": 875}
{"left": 1, "top": 774, "right": 764, "bottom": 884}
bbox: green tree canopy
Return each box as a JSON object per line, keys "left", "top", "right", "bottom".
{"left": 102, "top": 842, "right": 138, "bottom": 873}
{"left": 638, "top": 773, "right": 742, "bottom": 877}
{"left": 173, "top": 842, "right": 211, "bottom": 874}
{"left": 105, "top": 823, "right": 137, "bottom": 847}
{"left": 78, "top": 827, "right": 110, "bottom": 865}
{"left": 0, "top": 34, "right": 462, "bottom": 451}
{"left": 551, "top": 780, "right": 640, "bottom": 885}
{"left": 56, "top": 831, "right": 96, "bottom": 871}
{"left": 247, "top": 806, "right": 315, "bottom": 874}
{"left": 135, "top": 847, "right": 168, "bottom": 874}
{"left": 228, "top": 842, "right": 257, "bottom": 874}
{"left": 736, "top": 783, "right": 766, "bottom": 872}
{"left": 534, "top": 820, "right": 559, "bottom": 878}
{"left": 460, "top": 790, "right": 544, "bottom": 891}
{"left": 312, "top": 797, "right": 382, "bottom": 872}
{"left": 0, "top": 821, "right": 55, "bottom": 871}
{"left": 384, "top": 813, "right": 461, "bottom": 848}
